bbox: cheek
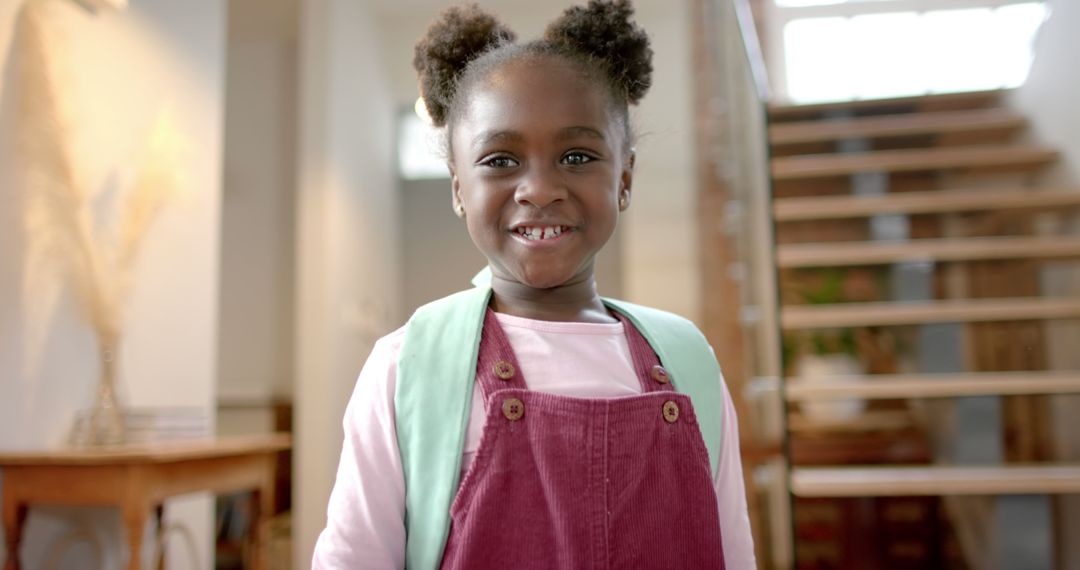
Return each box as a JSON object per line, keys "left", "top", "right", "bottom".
{"left": 587, "top": 177, "right": 622, "bottom": 209}
{"left": 463, "top": 210, "right": 501, "bottom": 245}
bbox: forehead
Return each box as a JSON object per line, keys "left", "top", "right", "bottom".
{"left": 454, "top": 57, "right": 620, "bottom": 145}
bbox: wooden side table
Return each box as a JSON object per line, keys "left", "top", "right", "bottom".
{"left": 1, "top": 433, "right": 291, "bottom": 570}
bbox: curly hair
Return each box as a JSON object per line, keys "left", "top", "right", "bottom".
{"left": 412, "top": 4, "right": 517, "bottom": 127}
{"left": 412, "top": 0, "right": 653, "bottom": 145}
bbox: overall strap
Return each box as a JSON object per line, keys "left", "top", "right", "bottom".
{"left": 475, "top": 309, "right": 529, "bottom": 398}
{"left": 396, "top": 286, "right": 492, "bottom": 570}
{"left": 611, "top": 311, "right": 676, "bottom": 394}
{"left": 603, "top": 298, "right": 726, "bottom": 476}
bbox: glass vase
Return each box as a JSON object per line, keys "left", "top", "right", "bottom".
{"left": 79, "top": 340, "right": 127, "bottom": 446}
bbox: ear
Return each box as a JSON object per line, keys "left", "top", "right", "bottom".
{"left": 449, "top": 163, "right": 466, "bottom": 218}
{"left": 618, "top": 150, "right": 636, "bottom": 212}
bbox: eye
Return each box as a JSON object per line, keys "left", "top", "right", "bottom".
{"left": 561, "top": 151, "right": 597, "bottom": 166}
{"left": 479, "top": 154, "right": 519, "bottom": 169}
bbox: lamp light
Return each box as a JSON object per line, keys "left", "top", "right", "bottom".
{"left": 414, "top": 96, "right": 433, "bottom": 125}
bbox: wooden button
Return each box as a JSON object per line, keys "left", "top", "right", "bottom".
{"left": 502, "top": 398, "right": 525, "bottom": 421}
{"left": 650, "top": 365, "right": 670, "bottom": 384}
{"left": 662, "top": 400, "right": 679, "bottom": 423}
{"left": 493, "top": 360, "right": 515, "bottom": 380}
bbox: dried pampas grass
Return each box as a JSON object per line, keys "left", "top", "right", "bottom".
{"left": 19, "top": 0, "right": 183, "bottom": 362}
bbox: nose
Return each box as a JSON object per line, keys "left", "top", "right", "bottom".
{"left": 514, "top": 163, "right": 567, "bottom": 208}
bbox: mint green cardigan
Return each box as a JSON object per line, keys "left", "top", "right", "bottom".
{"left": 395, "top": 285, "right": 725, "bottom": 569}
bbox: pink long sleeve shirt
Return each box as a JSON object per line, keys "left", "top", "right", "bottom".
{"left": 313, "top": 311, "right": 757, "bottom": 569}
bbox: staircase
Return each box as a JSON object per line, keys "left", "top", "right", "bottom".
{"left": 767, "top": 90, "right": 1080, "bottom": 568}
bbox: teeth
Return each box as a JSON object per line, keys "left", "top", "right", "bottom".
{"left": 516, "top": 226, "right": 565, "bottom": 241}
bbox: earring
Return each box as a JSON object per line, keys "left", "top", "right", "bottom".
{"left": 619, "top": 194, "right": 629, "bottom": 209}
{"left": 454, "top": 204, "right": 466, "bottom": 218}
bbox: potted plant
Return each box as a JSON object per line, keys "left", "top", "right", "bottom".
{"left": 784, "top": 269, "right": 868, "bottom": 422}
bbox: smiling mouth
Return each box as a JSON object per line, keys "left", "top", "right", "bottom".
{"left": 514, "top": 225, "right": 570, "bottom": 241}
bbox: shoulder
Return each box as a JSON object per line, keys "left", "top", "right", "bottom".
{"left": 374, "top": 324, "right": 408, "bottom": 356}
{"left": 351, "top": 324, "right": 408, "bottom": 392}
{"left": 607, "top": 298, "right": 727, "bottom": 472}
{"left": 603, "top": 297, "right": 699, "bottom": 324}
{"left": 602, "top": 297, "right": 708, "bottom": 341}
{"left": 604, "top": 297, "right": 723, "bottom": 384}
{"left": 340, "top": 324, "right": 408, "bottom": 432}
{"left": 408, "top": 287, "right": 491, "bottom": 321}
{"left": 399, "top": 287, "right": 490, "bottom": 360}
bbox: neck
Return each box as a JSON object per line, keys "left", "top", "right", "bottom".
{"left": 489, "top": 274, "right": 615, "bottom": 323}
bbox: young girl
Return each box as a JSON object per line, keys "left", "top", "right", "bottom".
{"left": 313, "top": 1, "right": 755, "bottom": 567}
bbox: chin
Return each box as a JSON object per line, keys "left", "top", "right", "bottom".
{"left": 518, "top": 276, "right": 568, "bottom": 290}
{"left": 515, "top": 268, "right": 577, "bottom": 290}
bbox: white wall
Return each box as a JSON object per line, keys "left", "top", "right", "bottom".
{"left": 399, "top": 177, "right": 490, "bottom": 311}
{"left": 1013, "top": 0, "right": 1080, "bottom": 433}
{"left": 217, "top": 0, "right": 298, "bottom": 407}
{"left": 622, "top": 0, "right": 700, "bottom": 321}
{"left": 293, "top": 0, "right": 401, "bottom": 565}
{"left": 1011, "top": 0, "right": 1080, "bottom": 185}
{"left": 0, "top": 0, "right": 224, "bottom": 568}
{"left": 376, "top": 0, "right": 701, "bottom": 321}
{"left": 1010, "top": 1, "right": 1080, "bottom": 566}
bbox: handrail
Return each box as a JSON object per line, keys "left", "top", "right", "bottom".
{"left": 733, "top": 0, "right": 771, "bottom": 102}
{"left": 699, "top": 1, "right": 788, "bottom": 566}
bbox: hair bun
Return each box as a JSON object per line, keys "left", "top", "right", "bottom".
{"left": 413, "top": 4, "right": 516, "bottom": 126}
{"left": 544, "top": 0, "right": 653, "bottom": 105}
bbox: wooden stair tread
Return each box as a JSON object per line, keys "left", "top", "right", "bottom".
{"left": 770, "top": 109, "right": 1024, "bottom": 145}
{"left": 772, "top": 145, "right": 1057, "bottom": 180}
{"left": 784, "top": 371, "right": 1080, "bottom": 401}
{"left": 773, "top": 188, "right": 1080, "bottom": 221}
{"left": 777, "top": 236, "right": 1080, "bottom": 268}
{"left": 787, "top": 409, "right": 915, "bottom": 434}
{"left": 782, "top": 297, "right": 1080, "bottom": 329}
{"left": 768, "top": 90, "right": 1006, "bottom": 121}
{"left": 791, "top": 464, "right": 1080, "bottom": 497}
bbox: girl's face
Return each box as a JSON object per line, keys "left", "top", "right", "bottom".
{"left": 449, "top": 57, "right": 634, "bottom": 291}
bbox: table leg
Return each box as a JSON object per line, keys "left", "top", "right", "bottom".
{"left": 249, "top": 490, "right": 264, "bottom": 570}
{"left": 153, "top": 504, "right": 165, "bottom": 570}
{"left": 250, "top": 470, "right": 276, "bottom": 570}
{"left": 123, "top": 507, "right": 147, "bottom": 570}
{"left": 2, "top": 500, "right": 28, "bottom": 570}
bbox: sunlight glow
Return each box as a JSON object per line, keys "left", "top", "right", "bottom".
{"left": 783, "top": 2, "right": 1048, "bottom": 103}
{"left": 398, "top": 111, "right": 448, "bottom": 180}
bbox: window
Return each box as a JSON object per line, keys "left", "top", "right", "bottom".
{"left": 397, "top": 106, "right": 448, "bottom": 180}
{"left": 770, "top": 1, "right": 1048, "bottom": 103}
{"left": 776, "top": 0, "right": 896, "bottom": 7}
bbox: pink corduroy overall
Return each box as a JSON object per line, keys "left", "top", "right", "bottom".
{"left": 439, "top": 309, "right": 726, "bottom": 569}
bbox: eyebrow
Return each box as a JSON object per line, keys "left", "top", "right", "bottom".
{"left": 471, "top": 126, "right": 608, "bottom": 150}
{"left": 472, "top": 130, "right": 523, "bottom": 149}
{"left": 557, "top": 126, "right": 607, "bottom": 142}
